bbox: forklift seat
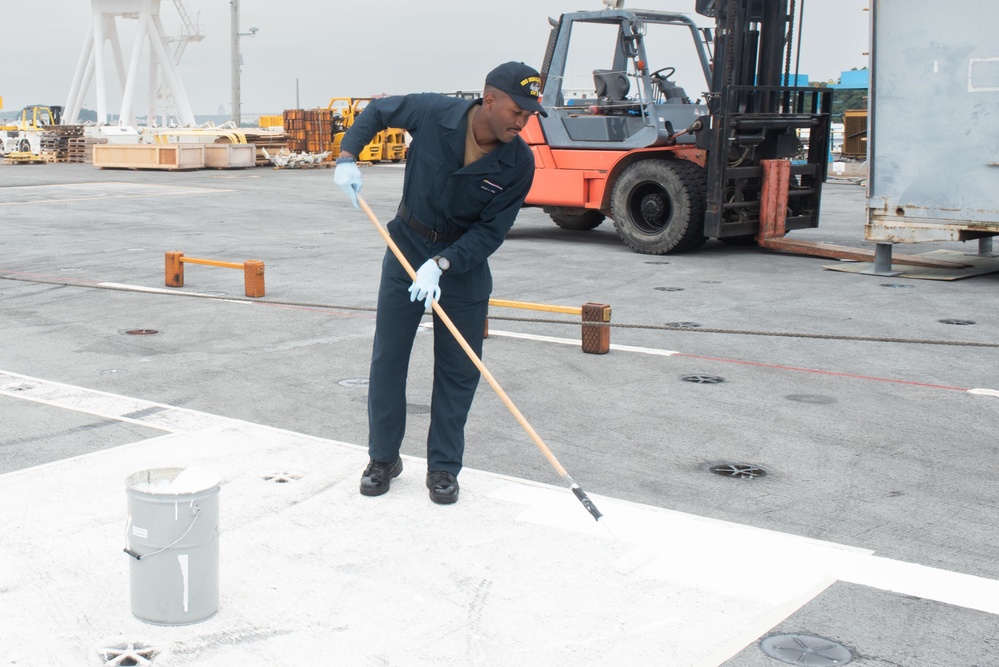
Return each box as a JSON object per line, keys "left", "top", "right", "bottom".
{"left": 593, "top": 70, "right": 630, "bottom": 101}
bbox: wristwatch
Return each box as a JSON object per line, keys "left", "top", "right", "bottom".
{"left": 433, "top": 255, "right": 450, "bottom": 272}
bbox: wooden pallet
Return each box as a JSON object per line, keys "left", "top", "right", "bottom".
{"left": 71, "top": 137, "right": 108, "bottom": 164}
{"left": 66, "top": 137, "right": 87, "bottom": 163}
{"left": 3, "top": 152, "right": 45, "bottom": 165}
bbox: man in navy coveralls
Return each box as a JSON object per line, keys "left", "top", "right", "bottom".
{"left": 333, "top": 62, "right": 545, "bottom": 504}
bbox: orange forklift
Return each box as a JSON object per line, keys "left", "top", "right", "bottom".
{"left": 522, "top": 0, "right": 832, "bottom": 254}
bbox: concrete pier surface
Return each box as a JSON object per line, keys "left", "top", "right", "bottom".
{"left": 1, "top": 163, "right": 996, "bottom": 666}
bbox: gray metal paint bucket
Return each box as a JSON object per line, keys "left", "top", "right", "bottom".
{"left": 124, "top": 467, "right": 221, "bottom": 625}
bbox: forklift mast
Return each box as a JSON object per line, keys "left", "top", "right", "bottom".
{"left": 698, "top": 0, "right": 788, "bottom": 95}
{"left": 696, "top": 0, "right": 832, "bottom": 238}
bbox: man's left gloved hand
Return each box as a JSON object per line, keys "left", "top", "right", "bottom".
{"left": 408, "top": 259, "right": 442, "bottom": 310}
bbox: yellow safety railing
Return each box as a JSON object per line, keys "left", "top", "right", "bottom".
{"left": 165, "top": 251, "right": 265, "bottom": 298}
{"left": 486, "top": 299, "right": 611, "bottom": 354}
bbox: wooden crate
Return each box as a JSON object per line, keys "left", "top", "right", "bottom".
{"left": 93, "top": 143, "right": 205, "bottom": 170}
{"left": 204, "top": 143, "right": 256, "bottom": 169}
{"left": 842, "top": 109, "right": 868, "bottom": 159}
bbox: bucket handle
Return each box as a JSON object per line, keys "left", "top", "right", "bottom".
{"left": 124, "top": 506, "right": 201, "bottom": 561}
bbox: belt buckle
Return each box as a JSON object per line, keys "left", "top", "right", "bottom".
{"left": 428, "top": 229, "right": 439, "bottom": 243}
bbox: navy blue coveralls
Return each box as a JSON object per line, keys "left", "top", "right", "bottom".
{"left": 340, "top": 93, "right": 535, "bottom": 475}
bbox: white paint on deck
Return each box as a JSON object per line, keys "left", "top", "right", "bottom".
{"left": 2, "top": 369, "right": 996, "bottom": 666}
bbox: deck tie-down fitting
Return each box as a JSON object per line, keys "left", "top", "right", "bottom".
{"left": 165, "top": 251, "right": 265, "bottom": 297}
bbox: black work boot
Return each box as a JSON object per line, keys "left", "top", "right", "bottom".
{"left": 426, "top": 470, "right": 459, "bottom": 505}
{"left": 359, "top": 458, "right": 403, "bottom": 496}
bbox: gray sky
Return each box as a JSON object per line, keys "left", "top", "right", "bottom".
{"left": 2, "top": 0, "right": 870, "bottom": 117}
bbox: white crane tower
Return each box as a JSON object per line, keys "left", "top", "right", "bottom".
{"left": 64, "top": 0, "right": 201, "bottom": 127}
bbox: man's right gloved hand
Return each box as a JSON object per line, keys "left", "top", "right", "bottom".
{"left": 333, "top": 159, "right": 363, "bottom": 208}
{"left": 408, "top": 259, "right": 443, "bottom": 310}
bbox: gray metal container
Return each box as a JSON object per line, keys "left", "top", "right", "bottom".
{"left": 867, "top": 0, "right": 999, "bottom": 243}
{"left": 124, "top": 467, "right": 221, "bottom": 625}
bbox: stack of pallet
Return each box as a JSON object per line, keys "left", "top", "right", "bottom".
{"left": 282, "top": 109, "right": 334, "bottom": 159}
{"left": 67, "top": 136, "right": 108, "bottom": 164}
{"left": 38, "top": 126, "right": 85, "bottom": 163}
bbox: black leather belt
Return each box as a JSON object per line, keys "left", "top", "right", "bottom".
{"left": 398, "top": 204, "right": 464, "bottom": 243}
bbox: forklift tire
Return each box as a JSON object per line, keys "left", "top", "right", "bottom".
{"left": 18, "top": 139, "right": 30, "bottom": 153}
{"left": 610, "top": 159, "right": 707, "bottom": 254}
{"left": 544, "top": 206, "right": 605, "bottom": 231}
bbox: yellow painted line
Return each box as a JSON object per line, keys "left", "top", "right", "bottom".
{"left": 488, "top": 299, "right": 582, "bottom": 316}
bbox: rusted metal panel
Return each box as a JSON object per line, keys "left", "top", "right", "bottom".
{"left": 867, "top": 0, "right": 999, "bottom": 241}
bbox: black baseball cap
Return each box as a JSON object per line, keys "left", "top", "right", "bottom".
{"left": 485, "top": 62, "right": 548, "bottom": 117}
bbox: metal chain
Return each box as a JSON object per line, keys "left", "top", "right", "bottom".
{"left": 489, "top": 315, "right": 999, "bottom": 349}
{"left": 0, "top": 274, "right": 378, "bottom": 311}
{"left": 784, "top": 0, "right": 797, "bottom": 87}
{"left": 2, "top": 274, "right": 995, "bottom": 348}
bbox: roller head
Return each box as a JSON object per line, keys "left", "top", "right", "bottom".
{"left": 598, "top": 516, "right": 657, "bottom": 575}
{"left": 613, "top": 545, "right": 657, "bottom": 575}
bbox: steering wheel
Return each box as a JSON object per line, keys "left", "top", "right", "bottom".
{"left": 651, "top": 66, "right": 676, "bottom": 80}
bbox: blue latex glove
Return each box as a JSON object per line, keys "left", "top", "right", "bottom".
{"left": 408, "top": 259, "right": 442, "bottom": 310}
{"left": 333, "top": 160, "right": 363, "bottom": 208}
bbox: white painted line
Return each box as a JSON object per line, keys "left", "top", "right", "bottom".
{"left": 608, "top": 341, "right": 682, "bottom": 356}
{"left": 841, "top": 556, "right": 999, "bottom": 615}
{"left": 5, "top": 368, "right": 998, "bottom": 629}
{"left": 0, "top": 431, "right": 181, "bottom": 480}
{"left": 0, "top": 369, "right": 362, "bottom": 461}
{"left": 691, "top": 575, "right": 841, "bottom": 667}
{"left": 98, "top": 282, "right": 253, "bottom": 303}
{"left": 486, "top": 329, "right": 582, "bottom": 347}
{"left": 0, "top": 371, "right": 222, "bottom": 434}
{"left": 486, "top": 328, "right": 681, "bottom": 356}
{"left": 968, "top": 388, "right": 999, "bottom": 398}
{"left": 98, "top": 282, "right": 190, "bottom": 295}
{"left": 0, "top": 374, "right": 179, "bottom": 430}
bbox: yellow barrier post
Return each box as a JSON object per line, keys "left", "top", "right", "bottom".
{"left": 581, "top": 303, "right": 612, "bottom": 355}
{"left": 165, "top": 251, "right": 185, "bottom": 287}
{"left": 243, "top": 260, "right": 265, "bottom": 298}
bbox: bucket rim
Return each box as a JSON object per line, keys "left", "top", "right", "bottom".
{"left": 125, "top": 467, "right": 222, "bottom": 495}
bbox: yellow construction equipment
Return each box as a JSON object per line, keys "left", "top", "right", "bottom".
{"left": 0, "top": 105, "right": 62, "bottom": 156}
{"left": 327, "top": 97, "right": 407, "bottom": 162}
{"left": 378, "top": 127, "right": 407, "bottom": 163}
